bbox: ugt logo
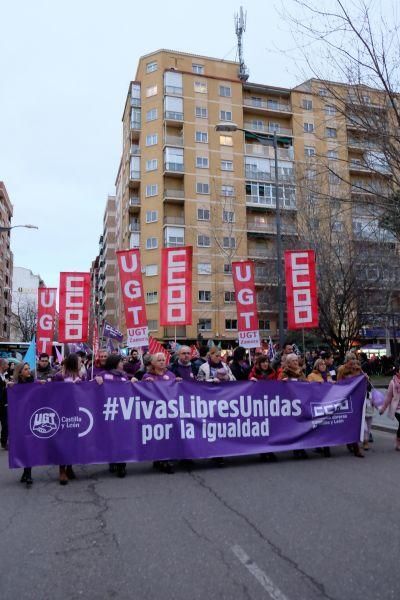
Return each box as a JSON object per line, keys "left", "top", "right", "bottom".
{"left": 30, "top": 407, "right": 60, "bottom": 439}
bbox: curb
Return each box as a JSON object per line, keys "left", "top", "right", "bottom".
{"left": 372, "top": 424, "right": 397, "bottom": 434}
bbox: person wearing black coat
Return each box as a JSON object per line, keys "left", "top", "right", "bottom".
{"left": 229, "top": 347, "right": 251, "bottom": 381}
{"left": 0, "top": 358, "right": 9, "bottom": 450}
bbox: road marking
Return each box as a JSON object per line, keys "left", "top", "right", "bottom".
{"left": 231, "top": 544, "right": 289, "bottom": 600}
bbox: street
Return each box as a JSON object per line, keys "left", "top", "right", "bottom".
{"left": 0, "top": 430, "right": 399, "bottom": 600}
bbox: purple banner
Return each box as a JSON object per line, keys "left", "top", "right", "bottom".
{"left": 102, "top": 321, "right": 123, "bottom": 342}
{"left": 8, "top": 377, "right": 367, "bottom": 468}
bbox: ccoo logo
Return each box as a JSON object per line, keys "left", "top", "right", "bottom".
{"left": 30, "top": 407, "right": 61, "bottom": 439}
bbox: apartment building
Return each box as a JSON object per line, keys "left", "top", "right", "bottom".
{"left": 112, "top": 49, "right": 398, "bottom": 344}
{"left": 0, "top": 182, "right": 13, "bottom": 341}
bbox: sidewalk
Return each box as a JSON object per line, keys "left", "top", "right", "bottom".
{"left": 372, "top": 411, "right": 397, "bottom": 433}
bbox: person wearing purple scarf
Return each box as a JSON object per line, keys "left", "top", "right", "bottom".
{"left": 197, "top": 347, "right": 235, "bottom": 382}
{"left": 168, "top": 346, "right": 196, "bottom": 381}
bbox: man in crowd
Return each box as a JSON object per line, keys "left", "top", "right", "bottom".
{"left": 124, "top": 348, "right": 142, "bottom": 377}
{"left": 0, "top": 358, "right": 9, "bottom": 449}
{"left": 36, "top": 353, "right": 55, "bottom": 382}
{"left": 191, "top": 345, "right": 208, "bottom": 377}
{"left": 169, "top": 346, "right": 197, "bottom": 380}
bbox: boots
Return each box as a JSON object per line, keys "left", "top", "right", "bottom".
{"left": 59, "top": 466, "right": 68, "bottom": 485}
{"left": 20, "top": 467, "right": 33, "bottom": 485}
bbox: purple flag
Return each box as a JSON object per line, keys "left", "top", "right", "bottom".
{"left": 8, "top": 376, "right": 367, "bottom": 468}
{"left": 103, "top": 321, "right": 123, "bottom": 342}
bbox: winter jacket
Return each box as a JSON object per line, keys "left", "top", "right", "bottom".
{"left": 381, "top": 375, "right": 400, "bottom": 419}
{"left": 307, "top": 371, "right": 333, "bottom": 383}
{"left": 197, "top": 362, "right": 236, "bottom": 382}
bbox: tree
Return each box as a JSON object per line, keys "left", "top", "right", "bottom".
{"left": 11, "top": 293, "right": 37, "bottom": 342}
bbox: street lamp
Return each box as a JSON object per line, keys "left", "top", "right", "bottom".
{"left": 0, "top": 224, "right": 39, "bottom": 232}
{"left": 215, "top": 122, "right": 285, "bottom": 347}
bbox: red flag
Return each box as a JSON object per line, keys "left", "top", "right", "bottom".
{"left": 284, "top": 250, "right": 318, "bottom": 330}
{"left": 148, "top": 335, "right": 171, "bottom": 365}
{"left": 59, "top": 273, "right": 91, "bottom": 342}
{"left": 36, "top": 287, "right": 57, "bottom": 355}
{"left": 116, "top": 249, "right": 149, "bottom": 348}
{"left": 160, "top": 246, "right": 193, "bottom": 326}
{"left": 232, "top": 261, "right": 261, "bottom": 349}
{"left": 92, "top": 319, "right": 99, "bottom": 360}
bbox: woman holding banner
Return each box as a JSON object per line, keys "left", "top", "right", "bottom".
{"left": 337, "top": 353, "right": 365, "bottom": 458}
{"left": 13, "top": 362, "right": 35, "bottom": 485}
{"left": 279, "top": 354, "right": 309, "bottom": 460}
{"left": 196, "top": 347, "right": 236, "bottom": 382}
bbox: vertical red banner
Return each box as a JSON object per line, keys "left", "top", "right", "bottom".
{"left": 36, "top": 287, "right": 57, "bottom": 355}
{"left": 92, "top": 319, "right": 99, "bottom": 360}
{"left": 59, "top": 273, "right": 91, "bottom": 342}
{"left": 116, "top": 249, "right": 148, "bottom": 348}
{"left": 284, "top": 250, "right": 318, "bottom": 330}
{"left": 232, "top": 261, "right": 260, "bottom": 348}
{"left": 160, "top": 246, "right": 193, "bottom": 326}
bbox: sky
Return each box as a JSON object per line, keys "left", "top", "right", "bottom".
{"left": 0, "top": 0, "right": 329, "bottom": 288}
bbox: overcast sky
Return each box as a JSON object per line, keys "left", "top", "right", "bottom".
{"left": 0, "top": 0, "right": 332, "bottom": 288}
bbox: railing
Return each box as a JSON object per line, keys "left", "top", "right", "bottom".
{"left": 243, "top": 97, "right": 292, "bottom": 112}
{"left": 353, "top": 227, "right": 396, "bottom": 242}
{"left": 244, "top": 144, "right": 293, "bottom": 160}
{"left": 130, "top": 145, "right": 140, "bottom": 155}
{"left": 163, "top": 216, "right": 185, "bottom": 225}
{"left": 165, "top": 135, "right": 183, "bottom": 146}
{"left": 130, "top": 97, "right": 141, "bottom": 107}
{"left": 164, "top": 85, "right": 183, "bottom": 96}
{"left": 129, "top": 197, "right": 140, "bottom": 207}
{"left": 130, "top": 171, "right": 140, "bottom": 180}
{"left": 347, "top": 138, "right": 378, "bottom": 150}
{"left": 244, "top": 121, "right": 293, "bottom": 136}
{"left": 164, "top": 111, "right": 184, "bottom": 121}
{"left": 164, "top": 241, "right": 185, "bottom": 248}
{"left": 164, "top": 189, "right": 185, "bottom": 200}
{"left": 246, "top": 196, "right": 297, "bottom": 210}
{"left": 164, "top": 162, "right": 184, "bottom": 173}
{"left": 130, "top": 121, "right": 141, "bottom": 130}
{"left": 245, "top": 168, "right": 295, "bottom": 182}
{"left": 248, "top": 248, "right": 277, "bottom": 258}
{"left": 247, "top": 221, "right": 297, "bottom": 235}
{"left": 129, "top": 223, "right": 140, "bottom": 232}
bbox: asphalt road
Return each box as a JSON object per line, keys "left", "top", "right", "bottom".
{"left": 0, "top": 431, "right": 399, "bottom": 600}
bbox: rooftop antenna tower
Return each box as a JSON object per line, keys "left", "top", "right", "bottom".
{"left": 235, "top": 6, "right": 249, "bottom": 82}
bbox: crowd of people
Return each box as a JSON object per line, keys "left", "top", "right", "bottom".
{"left": 0, "top": 341, "right": 399, "bottom": 486}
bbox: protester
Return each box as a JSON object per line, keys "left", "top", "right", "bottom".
{"left": 249, "top": 356, "right": 276, "bottom": 381}
{"left": 229, "top": 346, "right": 251, "bottom": 381}
{"left": 134, "top": 353, "right": 152, "bottom": 381}
{"left": 143, "top": 353, "right": 176, "bottom": 473}
{"left": 168, "top": 346, "right": 196, "bottom": 380}
{"left": 307, "top": 359, "right": 333, "bottom": 383}
{"left": 0, "top": 358, "right": 9, "bottom": 450}
{"left": 197, "top": 347, "right": 236, "bottom": 382}
{"left": 337, "top": 353, "right": 365, "bottom": 458}
{"left": 271, "top": 341, "right": 293, "bottom": 371}
{"left": 36, "top": 353, "right": 55, "bottom": 382}
{"left": 380, "top": 361, "right": 400, "bottom": 451}
{"left": 123, "top": 348, "right": 142, "bottom": 377}
{"left": 91, "top": 349, "right": 109, "bottom": 378}
{"left": 279, "top": 354, "right": 308, "bottom": 459}
{"left": 321, "top": 351, "right": 337, "bottom": 381}
{"left": 191, "top": 345, "right": 208, "bottom": 377}
{"left": 13, "top": 362, "right": 35, "bottom": 485}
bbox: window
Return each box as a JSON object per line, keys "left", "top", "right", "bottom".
{"left": 225, "top": 319, "right": 238, "bottom": 330}
{"left": 146, "top": 85, "right": 158, "bottom": 97}
{"left": 269, "top": 122, "right": 280, "bottom": 132}
{"left": 219, "top": 85, "right": 231, "bottom": 97}
{"left": 223, "top": 210, "right": 235, "bottom": 223}
{"left": 145, "top": 210, "right": 158, "bottom": 223}
{"left": 194, "top": 80, "right": 207, "bottom": 93}
{"left": 146, "top": 159, "right": 158, "bottom": 171}
{"left": 198, "top": 318, "right": 212, "bottom": 331}
{"left": 198, "top": 262, "right": 212, "bottom": 274}
{"left": 148, "top": 319, "right": 158, "bottom": 331}
{"left": 220, "top": 110, "right": 232, "bottom": 121}
{"left": 195, "top": 130, "right": 208, "bottom": 143}
{"left": 305, "top": 169, "right": 317, "bottom": 180}
{"left": 304, "top": 146, "right": 316, "bottom": 157}
{"left": 146, "top": 237, "right": 158, "bottom": 249}
{"left": 329, "top": 173, "right": 340, "bottom": 185}
{"left": 146, "top": 291, "right": 158, "bottom": 304}
{"left": 325, "top": 105, "right": 336, "bottom": 116}
{"left": 198, "top": 290, "right": 211, "bottom": 302}
{"left": 145, "top": 264, "right": 158, "bottom": 276}
{"left": 326, "top": 127, "right": 337, "bottom": 138}
{"left": 327, "top": 149, "right": 339, "bottom": 159}
{"left": 146, "top": 61, "right": 157, "bottom": 73}
{"left": 164, "top": 95, "right": 183, "bottom": 119}
{"left": 224, "top": 263, "right": 232, "bottom": 274}
{"left": 259, "top": 319, "right": 270, "bottom": 330}
{"left": 195, "top": 106, "right": 208, "bottom": 118}
{"left": 223, "top": 236, "right": 236, "bottom": 249}
{"left": 220, "top": 135, "right": 233, "bottom": 146}
{"left": 197, "top": 208, "right": 210, "bottom": 221}
{"left": 198, "top": 234, "right": 211, "bottom": 247}
{"left": 164, "top": 146, "right": 184, "bottom": 170}
{"left": 332, "top": 221, "right": 344, "bottom": 232}
{"left": 192, "top": 63, "right": 204, "bottom": 74}
{"left": 224, "top": 291, "right": 235, "bottom": 303}
{"left": 318, "top": 88, "right": 328, "bottom": 96}
{"left": 146, "top": 108, "right": 158, "bottom": 122}
{"left": 196, "top": 156, "right": 209, "bottom": 169}
{"left": 146, "top": 134, "right": 158, "bottom": 146}
{"left": 221, "top": 185, "right": 234, "bottom": 196}
{"left": 221, "top": 160, "right": 233, "bottom": 171}
{"left": 304, "top": 122, "right": 314, "bottom": 133}
{"left": 196, "top": 182, "right": 209, "bottom": 194}
{"left": 145, "top": 184, "right": 158, "bottom": 197}
{"left": 302, "top": 99, "right": 313, "bottom": 110}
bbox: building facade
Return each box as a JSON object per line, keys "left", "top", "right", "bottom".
{"left": 110, "top": 49, "right": 398, "bottom": 344}
{"left": 0, "top": 182, "right": 13, "bottom": 342}
{"left": 10, "top": 266, "right": 45, "bottom": 342}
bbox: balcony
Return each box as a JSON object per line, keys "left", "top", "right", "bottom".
{"left": 353, "top": 226, "right": 396, "bottom": 243}
{"left": 244, "top": 144, "right": 293, "bottom": 160}
{"left": 164, "top": 189, "right": 185, "bottom": 203}
{"left": 243, "top": 97, "right": 292, "bottom": 114}
{"left": 129, "top": 223, "right": 140, "bottom": 232}
{"left": 244, "top": 121, "right": 293, "bottom": 137}
{"left": 164, "top": 85, "right": 183, "bottom": 97}
{"left": 163, "top": 215, "right": 185, "bottom": 226}
{"left": 130, "top": 145, "right": 140, "bottom": 156}
{"left": 247, "top": 221, "right": 297, "bottom": 236}
{"left": 349, "top": 159, "right": 369, "bottom": 173}
{"left": 246, "top": 196, "right": 297, "bottom": 211}
{"left": 164, "top": 162, "right": 184, "bottom": 176}
{"left": 245, "top": 167, "right": 295, "bottom": 183}
{"left": 248, "top": 248, "right": 277, "bottom": 259}
{"left": 129, "top": 196, "right": 140, "bottom": 209}
{"left": 347, "top": 137, "right": 378, "bottom": 151}
{"left": 164, "top": 134, "right": 184, "bottom": 147}
{"left": 130, "top": 120, "right": 141, "bottom": 140}
{"left": 164, "top": 111, "right": 184, "bottom": 126}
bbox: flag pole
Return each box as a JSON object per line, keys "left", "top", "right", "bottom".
{"left": 174, "top": 325, "right": 177, "bottom": 345}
